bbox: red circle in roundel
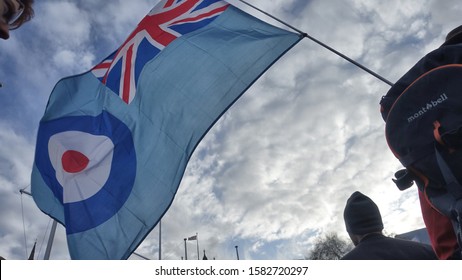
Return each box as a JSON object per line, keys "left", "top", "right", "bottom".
{"left": 61, "top": 150, "right": 90, "bottom": 173}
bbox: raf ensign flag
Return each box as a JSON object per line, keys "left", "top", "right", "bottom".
{"left": 31, "top": 0, "right": 301, "bottom": 259}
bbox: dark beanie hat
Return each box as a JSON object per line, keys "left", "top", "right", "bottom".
{"left": 343, "top": 191, "right": 384, "bottom": 235}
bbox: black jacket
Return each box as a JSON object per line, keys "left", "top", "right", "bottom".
{"left": 341, "top": 233, "right": 437, "bottom": 260}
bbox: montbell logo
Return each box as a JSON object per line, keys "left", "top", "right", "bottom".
{"left": 407, "top": 94, "right": 448, "bottom": 123}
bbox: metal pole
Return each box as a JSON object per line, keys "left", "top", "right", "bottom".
{"left": 20, "top": 189, "right": 58, "bottom": 260}
{"left": 158, "top": 220, "right": 162, "bottom": 260}
{"left": 196, "top": 233, "right": 199, "bottom": 260}
{"left": 302, "top": 33, "right": 394, "bottom": 86}
{"left": 132, "top": 252, "right": 150, "bottom": 260}
{"left": 19, "top": 189, "right": 32, "bottom": 196}
{"left": 44, "top": 220, "right": 57, "bottom": 260}
{"left": 235, "top": 245, "right": 240, "bottom": 260}
{"left": 237, "top": 0, "right": 306, "bottom": 35}
{"left": 184, "top": 238, "right": 188, "bottom": 260}
{"left": 237, "top": 0, "right": 394, "bottom": 87}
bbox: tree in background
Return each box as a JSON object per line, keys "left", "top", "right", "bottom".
{"left": 307, "top": 232, "right": 353, "bottom": 260}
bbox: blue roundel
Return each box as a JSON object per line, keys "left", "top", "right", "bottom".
{"left": 35, "top": 111, "right": 136, "bottom": 234}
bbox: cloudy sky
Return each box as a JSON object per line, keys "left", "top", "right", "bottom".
{"left": 0, "top": 0, "right": 460, "bottom": 260}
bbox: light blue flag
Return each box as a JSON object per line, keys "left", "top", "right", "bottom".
{"left": 31, "top": 0, "right": 301, "bottom": 259}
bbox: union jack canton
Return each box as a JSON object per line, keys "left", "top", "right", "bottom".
{"left": 92, "top": 0, "right": 230, "bottom": 104}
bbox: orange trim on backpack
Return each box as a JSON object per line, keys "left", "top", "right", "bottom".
{"left": 433, "top": 121, "right": 445, "bottom": 146}
{"left": 433, "top": 121, "right": 456, "bottom": 153}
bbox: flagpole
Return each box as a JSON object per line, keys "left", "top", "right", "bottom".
{"left": 132, "top": 252, "right": 150, "bottom": 260}
{"left": 237, "top": 0, "right": 305, "bottom": 35}
{"left": 158, "top": 219, "right": 162, "bottom": 260}
{"left": 196, "top": 233, "right": 199, "bottom": 260}
{"left": 303, "top": 34, "right": 394, "bottom": 86}
{"left": 20, "top": 188, "right": 57, "bottom": 260}
{"left": 184, "top": 238, "right": 188, "bottom": 260}
{"left": 237, "top": 0, "right": 394, "bottom": 87}
{"left": 44, "top": 220, "right": 57, "bottom": 260}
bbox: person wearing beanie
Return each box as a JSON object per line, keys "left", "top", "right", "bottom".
{"left": 341, "top": 191, "right": 437, "bottom": 260}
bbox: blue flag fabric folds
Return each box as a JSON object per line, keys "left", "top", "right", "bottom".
{"left": 31, "top": 0, "right": 301, "bottom": 259}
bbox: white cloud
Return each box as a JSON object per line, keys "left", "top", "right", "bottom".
{"left": 38, "top": 2, "right": 92, "bottom": 47}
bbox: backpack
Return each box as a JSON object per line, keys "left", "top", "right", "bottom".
{"left": 380, "top": 43, "right": 462, "bottom": 259}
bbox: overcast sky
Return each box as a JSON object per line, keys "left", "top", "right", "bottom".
{"left": 0, "top": 0, "right": 460, "bottom": 260}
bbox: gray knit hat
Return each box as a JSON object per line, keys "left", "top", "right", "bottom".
{"left": 344, "top": 191, "right": 384, "bottom": 235}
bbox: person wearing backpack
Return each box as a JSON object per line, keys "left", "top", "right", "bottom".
{"left": 380, "top": 25, "right": 462, "bottom": 260}
{"left": 341, "top": 191, "right": 437, "bottom": 260}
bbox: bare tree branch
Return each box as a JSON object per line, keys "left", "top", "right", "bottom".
{"left": 307, "top": 232, "right": 353, "bottom": 260}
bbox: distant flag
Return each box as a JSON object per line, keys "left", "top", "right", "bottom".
{"left": 188, "top": 235, "right": 198, "bottom": 241}
{"left": 31, "top": 0, "right": 301, "bottom": 259}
